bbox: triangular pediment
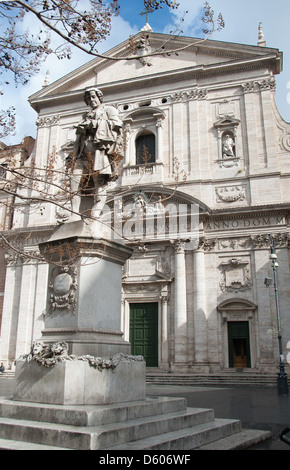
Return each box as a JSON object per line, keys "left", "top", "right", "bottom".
{"left": 213, "top": 115, "right": 241, "bottom": 128}
{"left": 29, "top": 31, "right": 282, "bottom": 111}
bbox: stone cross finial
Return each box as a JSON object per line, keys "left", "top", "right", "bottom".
{"left": 140, "top": 5, "right": 153, "bottom": 32}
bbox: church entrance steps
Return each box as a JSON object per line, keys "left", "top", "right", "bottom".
{"left": 106, "top": 418, "right": 242, "bottom": 450}
{"left": 106, "top": 420, "right": 271, "bottom": 451}
{"left": 196, "top": 429, "right": 272, "bottom": 450}
{"left": 146, "top": 372, "right": 287, "bottom": 387}
{"left": 0, "top": 371, "right": 15, "bottom": 379}
{"left": 0, "top": 396, "right": 270, "bottom": 450}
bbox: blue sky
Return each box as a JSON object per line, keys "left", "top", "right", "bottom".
{"left": 1, "top": 0, "right": 290, "bottom": 145}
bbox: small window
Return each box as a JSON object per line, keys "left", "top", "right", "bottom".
{"left": 0, "top": 163, "right": 8, "bottom": 179}
{"left": 136, "top": 133, "right": 155, "bottom": 165}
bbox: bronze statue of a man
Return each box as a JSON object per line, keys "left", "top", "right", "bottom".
{"left": 70, "top": 87, "right": 123, "bottom": 220}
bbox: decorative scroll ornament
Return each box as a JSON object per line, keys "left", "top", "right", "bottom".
{"left": 280, "top": 133, "right": 290, "bottom": 152}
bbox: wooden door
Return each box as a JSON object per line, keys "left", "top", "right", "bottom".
{"left": 130, "top": 303, "right": 158, "bottom": 367}
{"left": 228, "top": 321, "right": 251, "bottom": 368}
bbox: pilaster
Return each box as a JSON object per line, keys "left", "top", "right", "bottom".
{"left": 0, "top": 256, "right": 19, "bottom": 366}
{"left": 14, "top": 260, "right": 37, "bottom": 360}
{"left": 193, "top": 246, "right": 208, "bottom": 365}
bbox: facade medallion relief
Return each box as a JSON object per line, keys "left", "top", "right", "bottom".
{"left": 215, "top": 185, "right": 246, "bottom": 203}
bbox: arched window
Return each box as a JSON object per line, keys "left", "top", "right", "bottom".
{"left": 135, "top": 133, "right": 156, "bottom": 165}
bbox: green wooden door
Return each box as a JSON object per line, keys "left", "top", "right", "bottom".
{"left": 130, "top": 303, "right": 158, "bottom": 367}
{"left": 228, "top": 321, "right": 251, "bottom": 368}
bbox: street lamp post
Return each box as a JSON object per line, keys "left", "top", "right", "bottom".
{"left": 268, "top": 234, "right": 288, "bottom": 396}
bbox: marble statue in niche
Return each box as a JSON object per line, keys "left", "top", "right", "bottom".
{"left": 222, "top": 133, "right": 236, "bottom": 158}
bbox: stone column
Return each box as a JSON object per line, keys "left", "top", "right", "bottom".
{"left": 161, "top": 295, "right": 169, "bottom": 365}
{"left": 193, "top": 247, "right": 208, "bottom": 364}
{"left": 124, "top": 122, "right": 132, "bottom": 166}
{"left": 173, "top": 240, "right": 187, "bottom": 364}
{"left": 156, "top": 118, "right": 163, "bottom": 163}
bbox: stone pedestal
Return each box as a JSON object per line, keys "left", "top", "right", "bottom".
{"left": 13, "top": 220, "right": 144, "bottom": 406}
{"left": 38, "top": 221, "right": 133, "bottom": 358}
{"left": 13, "top": 356, "right": 145, "bottom": 405}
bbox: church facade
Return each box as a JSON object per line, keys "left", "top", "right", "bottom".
{"left": 0, "top": 30, "right": 289, "bottom": 377}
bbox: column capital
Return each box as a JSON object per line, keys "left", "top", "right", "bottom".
{"left": 161, "top": 295, "right": 169, "bottom": 304}
{"left": 171, "top": 239, "right": 187, "bottom": 254}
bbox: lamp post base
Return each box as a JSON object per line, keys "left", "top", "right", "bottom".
{"left": 277, "top": 370, "right": 288, "bottom": 396}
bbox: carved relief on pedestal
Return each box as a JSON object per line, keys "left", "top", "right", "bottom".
{"left": 48, "top": 266, "right": 77, "bottom": 314}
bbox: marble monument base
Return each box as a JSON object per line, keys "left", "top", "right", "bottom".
{"left": 38, "top": 221, "right": 133, "bottom": 359}
{"left": 40, "top": 328, "right": 131, "bottom": 358}
{"left": 13, "top": 356, "right": 146, "bottom": 405}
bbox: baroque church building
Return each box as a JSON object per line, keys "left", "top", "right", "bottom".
{"left": 0, "top": 27, "right": 290, "bottom": 381}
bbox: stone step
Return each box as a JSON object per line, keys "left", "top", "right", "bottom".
{"left": 0, "top": 396, "right": 187, "bottom": 427}
{"left": 197, "top": 429, "right": 272, "bottom": 450}
{"left": 0, "top": 371, "right": 15, "bottom": 379}
{"left": 146, "top": 373, "right": 285, "bottom": 387}
{"left": 0, "top": 437, "right": 71, "bottom": 451}
{"left": 105, "top": 418, "right": 243, "bottom": 450}
{"left": 0, "top": 407, "right": 215, "bottom": 450}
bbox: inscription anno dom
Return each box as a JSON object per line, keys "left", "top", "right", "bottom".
{"left": 204, "top": 216, "right": 285, "bottom": 232}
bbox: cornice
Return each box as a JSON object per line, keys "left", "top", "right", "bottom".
{"left": 203, "top": 203, "right": 290, "bottom": 221}
{"left": 29, "top": 50, "right": 281, "bottom": 113}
